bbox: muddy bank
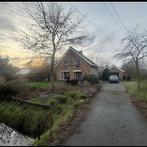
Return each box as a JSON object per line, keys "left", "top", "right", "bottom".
{"left": 53, "top": 85, "right": 101, "bottom": 146}
{"left": 130, "top": 97, "right": 147, "bottom": 119}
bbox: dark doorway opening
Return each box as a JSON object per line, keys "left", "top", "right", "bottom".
{"left": 110, "top": 72, "right": 119, "bottom": 78}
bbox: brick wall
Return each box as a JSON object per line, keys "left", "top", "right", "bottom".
{"left": 56, "top": 49, "right": 97, "bottom": 80}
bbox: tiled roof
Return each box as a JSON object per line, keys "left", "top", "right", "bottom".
{"left": 109, "top": 65, "right": 125, "bottom": 72}
{"left": 67, "top": 46, "right": 98, "bottom": 68}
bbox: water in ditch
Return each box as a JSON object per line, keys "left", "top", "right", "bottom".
{"left": 0, "top": 123, "right": 34, "bottom": 146}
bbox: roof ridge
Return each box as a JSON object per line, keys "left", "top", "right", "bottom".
{"left": 109, "top": 65, "right": 125, "bottom": 72}
{"left": 70, "top": 46, "right": 97, "bottom": 66}
{"left": 56, "top": 46, "right": 98, "bottom": 68}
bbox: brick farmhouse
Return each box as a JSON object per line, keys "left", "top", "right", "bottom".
{"left": 56, "top": 46, "right": 99, "bottom": 81}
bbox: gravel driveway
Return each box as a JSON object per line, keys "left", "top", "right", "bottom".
{"left": 65, "top": 82, "right": 147, "bottom": 146}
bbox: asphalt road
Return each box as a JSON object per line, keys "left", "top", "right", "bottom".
{"left": 65, "top": 82, "right": 147, "bottom": 146}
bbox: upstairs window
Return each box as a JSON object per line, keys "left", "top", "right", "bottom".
{"left": 63, "top": 58, "right": 81, "bottom": 65}
{"left": 76, "top": 59, "right": 81, "bottom": 64}
{"left": 63, "top": 60, "right": 68, "bottom": 65}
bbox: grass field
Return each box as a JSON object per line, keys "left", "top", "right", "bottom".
{"left": 125, "top": 81, "right": 147, "bottom": 100}
{"left": 26, "top": 81, "right": 50, "bottom": 89}
{"left": 26, "top": 81, "right": 79, "bottom": 93}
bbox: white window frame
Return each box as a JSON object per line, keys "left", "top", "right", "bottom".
{"left": 60, "top": 70, "right": 69, "bottom": 80}
{"left": 73, "top": 71, "right": 82, "bottom": 80}
{"left": 73, "top": 70, "right": 82, "bottom": 72}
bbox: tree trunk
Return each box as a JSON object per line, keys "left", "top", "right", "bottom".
{"left": 50, "top": 52, "right": 55, "bottom": 92}
{"left": 136, "top": 62, "right": 140, "bottom": 90}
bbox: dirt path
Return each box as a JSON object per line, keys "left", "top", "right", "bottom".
{"left": 64, "top": 82, "right": 147, "bottom": 146}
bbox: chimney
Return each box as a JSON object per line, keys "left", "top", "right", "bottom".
{"left": 79, "top": 50, "right": 83, "bottom": 54}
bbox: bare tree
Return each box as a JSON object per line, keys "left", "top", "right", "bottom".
{"left": 121, "top": 59, "right": 147, "bottom": 80}
{"left": 115, "top": 29, "right": 147, "bottom": 90}
{"left": 10, "top": 2, "right": 87, "bottom": 92}
{"left": 95, "top": 55, "right": 110, "bottom": 68}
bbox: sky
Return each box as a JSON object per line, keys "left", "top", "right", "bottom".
{"left": 0, "top": 2, "right": 147, "bottom": 68}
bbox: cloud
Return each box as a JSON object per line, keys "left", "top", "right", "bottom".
{"left": 0, "top": 34, "right": 5, "bottom": 41}
{"left": 80, "top": 31, "right": 121, "bottom": 66}
{"left": 73, "top": 31, "right": 118, "bottom": 64}
{"left": 0, "top": 2, "right": 23, "bottom": 16}
{"left": 0, "top": 2, "right": 11, "bottom": 13}
{"left": 0, "top": 16, "right": 15, "bottom": 31}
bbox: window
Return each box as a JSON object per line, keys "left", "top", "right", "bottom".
{"left": 60, "top": 71, "right": 70, "bottom": 80}
{"left": 63, "top": 60, "right": 68, "bottom": 65}
{"left": 72, "top": 59, "right": 79, "bottom": 64}
{"left": 76, "top": 59, "right": 81, "bottom": 64}
{"left": 70, "top": 60, "right": 73, "bottom": 64}
{"left": 74, "top": 72, "right": 82, "bottom": 80}
{"left": 63, "top": 59, "right": 81, "bottom": 65}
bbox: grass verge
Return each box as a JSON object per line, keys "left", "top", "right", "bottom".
{"left": 26, "top": 81, "right": 49, "bottom": 89}
{"left": 124, "top": 80, "right": 147, "bottom": 120}
{"left": 124, "top": 81, "right": 147, "bottom": 100}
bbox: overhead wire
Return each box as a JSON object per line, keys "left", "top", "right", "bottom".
{"left": 68, "top": 2, "right": 119, "bottom": 47}
{"left": 103, "top": 3, "right": 126, "bottom": 34}
{"left": 110, "top": 3, "right": 128, "bottom": 32}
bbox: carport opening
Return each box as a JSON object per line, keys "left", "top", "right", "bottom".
{"left": 110, "top": 72, "right": 119, "bottom": 78}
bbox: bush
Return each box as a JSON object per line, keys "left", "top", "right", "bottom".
{"left": 50, "top": 99, "right": 58, "bottom": 106}
{"left": 0, "top": 80, "right": 31, "bottom": 100}
{"left": 65, "top": 91, "right": 86, "bottom": 100}
{"left": 0, "top": 84, "right": 17, "bottom": 100}
{"left": 102, "top": 68, "right": 110, "bottom": 81}
{"left": 85, "top": 74, "right": 99, "bottom": 85}
{"left": 11, "top": 80, "right": 31, "bottom": 97}
{"left": 78, "top": 93, "right": 87, "bottom": 100}
{"left": 28, "top": 73, "right": 50, "bottom": 82}
{"left": 70, "top": 79, "right": 78, "bottom": 85}
{"left": 65, "top": 91, "right": 79, "bottom": 99}
{"left": 73, "top": 101, "right": 80, "bottom": 109}
{"left": 55, "top": 105, "right": 64, "bottom": 114}
{"left": 126, "top": 76, "right": 131, "bottom": 81}
{"left": 54, "top": 95, "right": 67, "bottom": 104}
